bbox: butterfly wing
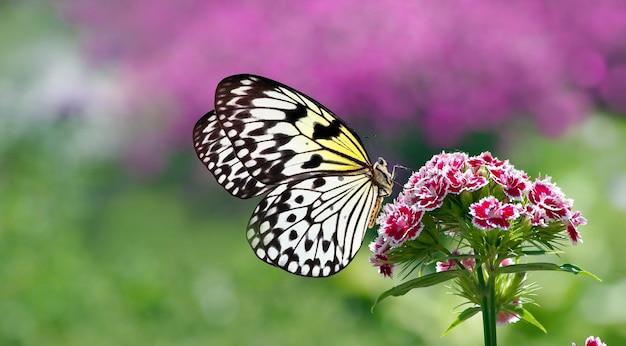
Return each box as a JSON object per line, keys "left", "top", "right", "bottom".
{"left": 193, "top": 110, "right": 271, "bottom": 198}
{"left": 213, "top": 74, "right": 372, "bottom": 185}
{"left": 247, "top": 173, "right": 380, "bottom": 277}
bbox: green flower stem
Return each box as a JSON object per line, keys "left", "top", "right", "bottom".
{"left": 477, "top": 265, "right": 497, "bottom": 346}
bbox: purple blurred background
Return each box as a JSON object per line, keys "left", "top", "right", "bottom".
{"left": 62, "top": 0, "right": 626, "bottom": 165}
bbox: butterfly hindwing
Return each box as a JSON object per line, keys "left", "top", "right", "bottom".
{"left": 247, "top": 173, "right": 379, "bottom": 277}
{"left": 193, "top": 110, "right": 270, "bottom": 199}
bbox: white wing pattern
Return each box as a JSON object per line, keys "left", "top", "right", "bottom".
{"left": 193, "top": 74, "right": 393, "bottom": 277}
{"left": 193, "top": 110, "right": 270, "bottom": 198}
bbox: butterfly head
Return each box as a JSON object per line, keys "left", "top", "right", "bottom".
{"left": 373, "top": 157, "right": 394, "bottom": 197}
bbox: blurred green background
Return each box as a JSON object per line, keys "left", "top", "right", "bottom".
{"left": 2, "top": 2, "right": 625, "bottom": 345}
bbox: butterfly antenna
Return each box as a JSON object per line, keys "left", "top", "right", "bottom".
{"left": 391, "top": 164, "right": 416, "bottom": 185}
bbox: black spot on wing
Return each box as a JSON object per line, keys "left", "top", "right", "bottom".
{"left": 312, "top": 177, "right": 326, "bottom": 188}
{"left": 313, "top": 120, "right": 342, "bottom": 140}
{"left": 322, "top": 240, "right": 332, "bottom": 252}
{"left": 248, "top": 127, "right": 267, "bottom": 136}
{"left": 267, "top": 162, "right": 287, "bottom": 181}
{"left": 304, "top": 239, "right": 314, "bottom": 251}
{"left": 301, "top": 154, "right": 323, "bottom": 169}
{"left": 289, "top": 230, "right": 298, "bottom": 240}
{"left": 224, "top": 152, "right": 236, "bottom": 161}
{"left": 285, "top": 103, "right": 308, "bottom": 124}
{"left": 273, "top": 134, "right": 293, "bottom": 147}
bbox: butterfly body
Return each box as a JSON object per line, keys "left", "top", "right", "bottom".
{"left": 193, "top": 74, "right": 392, "bottom": 277}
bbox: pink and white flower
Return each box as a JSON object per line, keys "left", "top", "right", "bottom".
{"left": 490, "top": 167, "right": 531, "bottom": 200}
{"left": 377, "top": 202, "right": 425, "bottom": 245}
{"left": 523, "top": 204, "right": 549, "bottom": 227}
{"left": 469, "top": 196, "right": 521, "bottom": 230}
{"left": 405, "top": 174, "right": 448, "bottom": 211}
{"left": 436, "top": 249, "right": 475, "bottom": 272}
{"left": 499, "top": 257, "right": 515, "bottom": 267}
{"left": 567, "top": 211, "right": 587, "bottom": 245}
{"left": 467, "top": 151, "right": 508, "bottom": 172}
{"left": 446, "top": 167, "right": 488, "bottom": 193}
{"left": 572, "top": 336, "right": 607, "bottom": 346}
{"left": 496, "top": 299, "right": 522, "bottom": 325}
{"left": 528, "top": 176, "right": 573, "bottom": 221}
{"left": 369, "top": 236, "right": 395, "bottom": 278}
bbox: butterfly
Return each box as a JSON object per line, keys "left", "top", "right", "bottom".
{"left": 193, "top": 74, "right": 393, "bottom": 277}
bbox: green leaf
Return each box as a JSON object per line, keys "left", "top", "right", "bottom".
{"left": 498, "top": 262, "right": 561, "bottom": 273}
{"left": 520, "top": 250, "right": 558, "bottom": 256}
{"left": 559, "top": 263, "right": 602, "bottom": 281}
{"left": 441, "top": 306, "right": 480, "bottom": 336}
{"left": 515, "top": 307, "right": 547, "bottom": 333}
{"left": 372, "top": 270, "right": 464, "bottom": 311}
{"left": 497, "top": 263, "right": 601, "bottom": 281}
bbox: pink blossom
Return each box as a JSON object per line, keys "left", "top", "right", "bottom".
{"left": 407, "top": 152, "right": 487, "bottom": 198}
{"left": 467, "top": 152, "right": 508, "bottom": 172}
{"left": 378, "top": 264, "right": 394, "bottom": 278}
{"left": 369, "top": 236, "right": 395, "bottom": 277}
{"left": 567, "top": 211, "right": 587, "bottom": 245}
{"left": 378, "top": 203, "right": 425, "bottom": 245}
{"left": 405, "top": 174, "right": 448, "bottom": 211}
{"left": 523, "top": 204, "right": 549, "bottom": 227}
{"left": 460, "top": 254, "right": 476, "bottom": 271}
{"left": 572, "top": 336, "right": 607, "bottom": 346}
{"left": 584, "top": 336, "right": 607, "bottom": 346}
{"left": 469, "top": 196, "right": 520, "bottom": 230}
{"left": 499, "top": 258, "right": 515, "bottom": 267}
{"left": 446, "top": 166, "right": 488, "bottom": 194}
{"left": 427, "top": 151, "right": 469, "bottom": 172}
{"left": 435, "top": 258, "right": 456, "bottom": 273}
{"left": 496, "top": 299, "right": 522, "bottom": 326}
{"left": 490, "top": 168, "right": 531, "bottom": 201}
{"left": 436, "top": 250, "right": 475, "bottom": 272}
{"left": 528, "top": 176, "right": 573, "bottom": 221}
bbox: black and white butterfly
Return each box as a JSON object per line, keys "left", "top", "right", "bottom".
{"left": 193, "top": 74, "right": 393, "bottom": 277}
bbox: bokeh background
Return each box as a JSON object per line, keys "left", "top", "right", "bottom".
{"left": 2, "top": 1, "right": 626, "bottom": 345}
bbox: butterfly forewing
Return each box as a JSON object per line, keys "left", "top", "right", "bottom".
{"left": 194, "top": 74, "right": 394, "bottom": 277}
{"left": 214, "top": 75, "right": 371, "bottom": 184}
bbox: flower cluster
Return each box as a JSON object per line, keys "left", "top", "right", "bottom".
{"left": 370, "top": 150, "right": 593, "bottom": 337}
{"left": 370, "top": 151, "right": 586, "bottom": 278}
{"left": 372, "top": 152, "right": 597, "bottom": 346}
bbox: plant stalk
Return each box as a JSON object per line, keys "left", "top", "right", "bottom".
{"left": 478, "top": 265, "right": 497, "bottom": 346}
